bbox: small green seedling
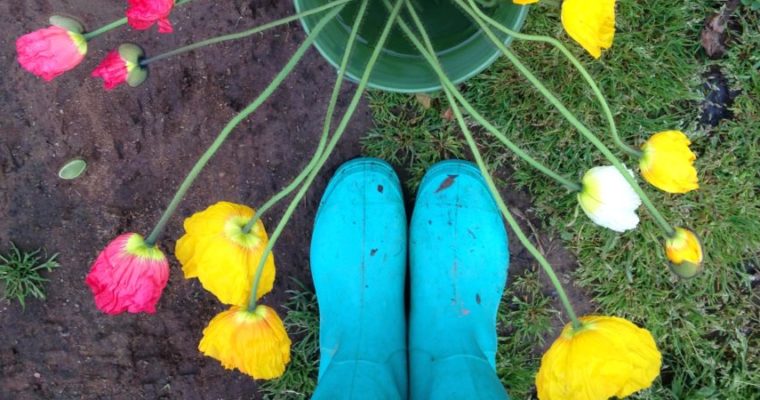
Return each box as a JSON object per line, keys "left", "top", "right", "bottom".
{"left": 0, "top": 243, "right": 60, "bottom": 308}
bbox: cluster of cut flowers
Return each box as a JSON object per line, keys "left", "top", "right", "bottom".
{"left": 15, "top": 0, "right": 175, "bottom": 89}
{"left": 16, "top": 0, "right": 708, "bottom": 398}
{"left": 501, "top": 1, "right": 702, "bottom": 398}
{"left": 86, "top": 202, "right": 291, "bottom": 379}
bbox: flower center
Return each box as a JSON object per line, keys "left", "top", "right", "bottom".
{"left": 125, "top": 234, "right": 165, "bottom": 260}
{"left": 224, "top": 216, "right": 264, "bottom": 249}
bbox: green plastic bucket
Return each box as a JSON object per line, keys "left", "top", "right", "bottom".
{"left": 293, "top": 0, "right": 528, "bottom": 93}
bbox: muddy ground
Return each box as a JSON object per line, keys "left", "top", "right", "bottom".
{"left": 0, "top": 1, "right": 584, "bottom": 399}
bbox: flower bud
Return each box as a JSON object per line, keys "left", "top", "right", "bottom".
{"left": 92, "top": 43, "right": 148, "bottom": 90}
{"left": 665, "top": 227, "right": 704, "bottom": 278}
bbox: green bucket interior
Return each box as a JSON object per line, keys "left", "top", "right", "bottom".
{"left": 293, "top": 0, "right": 528, "bottom": 93}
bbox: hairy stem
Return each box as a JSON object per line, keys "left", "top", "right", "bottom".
{"left": 243, "top": 0, "right": 371, "bottom": 234}
{"left": 465, "top": 0, "right": 641, "bottom": 157}
{"left": 402, "top": 0, "right": 580, "bottom": 328}
{"left": 457, "top": 0, "right": 675, "bottom": 237}
{"left": 144, "top": 5, "right": 345, "bottom": 246}
{"left": 247, "top": 0, "right": 406, "bottom": 311}
{"left": 141, "top": 0, "right": 352, "bottom": 65}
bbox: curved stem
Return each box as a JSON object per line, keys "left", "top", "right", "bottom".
{"left": 242, "top": 0, "right": 370, "bottom": 234}
{"left": 387, "top": 3, "right": 580, "bottom": 192}
{"left": 456, "top": 0, "right": 675, "bottom": 237}
{"left": 247, "top": 0, "right": 405, "bottom": 311}
{"left": 83, "top": 18, "right": 126, "bottom": 41}
{"left": 453, "top": 88, "right": 581, "bottom": 328}
{"left": 144, "top": 5, "right": 345, "bottom": 247}
{"left": 141, "top": 0, "right": 350, "bottom": 66}
{"left": 402, "top": 0, "right": 580, "bottom": 329}
{"left": 83, "top": 0, "right": 196, "bottom": 41}
{"left": 465, "top": 0, "right": 641, "bottom": 158}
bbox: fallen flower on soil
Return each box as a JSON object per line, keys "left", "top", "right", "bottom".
{"left": 91, "top": 44, "right": 148, "bottom": 90}
{"left": 199, "top": 305, "right": 291, "bottom": 380}
{"left": 176, "top": 201, "right": 275, "bottom": 306}
{"left": 536, "top": 315, "right": 662, "bottom": 400}
{"left": 126, "top": 0, "right": 176, "bottom": 33}
{"left": 85, "top": 233, "right": 169, "bottom": 314}
{"left": 16, "top": 25, "right": 87, "bottom": 81}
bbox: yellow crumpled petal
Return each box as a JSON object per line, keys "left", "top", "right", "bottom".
{"left": 536, "top": 315, "right": 662, "bottom": 400}
{"left": 513, "top": 0, "right": 539, "bottom": 4}
{"left": 199, "top": 305, "right": 291, "bottom": 379}
{"left": 176, "top": 201, "right": 275, "bottom": 306}
{"left": 561, "top": 0, "right": 616, "bottom": 58}
{"left": 640, "top": 130, "right": 699, "bottom": 194}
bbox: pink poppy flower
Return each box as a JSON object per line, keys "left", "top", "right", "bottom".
{"left": 16, "top": 26, "right": 87, "bottom": 81}
{"left": 127, "top": 0, "right": 176, "bottom": 34}
{"left": 92, "top": 51, "right": 129, "bottom": 90}
{"left": 91, "top": 45, "right": 148, "bottom": 90}
{"left": 85, "top": 233, "right": 169, "bottom": 315}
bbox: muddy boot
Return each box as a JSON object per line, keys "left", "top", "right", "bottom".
{"left": 409, "top": 160, "right": 510, "bottom": 400}
{"left": 311, "top": 158, "right": 408, "bottom": 400}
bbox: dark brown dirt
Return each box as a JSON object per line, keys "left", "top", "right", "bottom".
{"left": 0, "top": 1, "right": 591, "bottom": 399}
{"left": 1, "top": 1, "right": 371, "bottom": 399}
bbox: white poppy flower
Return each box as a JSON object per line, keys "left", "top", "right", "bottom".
{"left": 577, "top": 166, "right": 642, "bottom": 232}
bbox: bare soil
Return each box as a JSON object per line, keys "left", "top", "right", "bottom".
{"left": 0, "top": 1, "right": 588, "bottom": 399}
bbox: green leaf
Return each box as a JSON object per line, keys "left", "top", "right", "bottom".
{"left": 58, "top": 159, "right": 87, "bottom": 180}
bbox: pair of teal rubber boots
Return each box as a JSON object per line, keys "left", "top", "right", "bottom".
{"left": 311, "top": 158, "right": 510, "bottom": 400}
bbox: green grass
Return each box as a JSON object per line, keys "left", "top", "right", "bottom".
{"left": 0, "top": 243, "right": 60, "bottom": 308}
{"left": 260, "top": 284, "right": 320, "bottom": 400}
{"left": 263, "top": 1, "right": 760, "bottom": 398}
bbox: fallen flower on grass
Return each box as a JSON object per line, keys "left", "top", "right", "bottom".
{"left": 199, "top": 305, "right": 291, "bottom": 379}
{"left": 640, "top": 130, "right": 699, "bottom": 194}
{"left": 577, "top": 165, "right": 642, "bottom": 232}
{"left": 536, "top": 315, "right": 662, "bottom": 400}
{"left": 665, "top": 227, "right": 704, "bottom": 278}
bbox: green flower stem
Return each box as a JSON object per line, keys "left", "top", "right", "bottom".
{"left": 83, "top": 0, "right": 196, "bottom": 41}
{"left": 401, "top": 0, "right": 581, "bottom": 329}
{"left": 247, "top": 0, "right": 405, "bottom": 311}
{"left": 452, "top": 88, "right": 582, "bottom": 328}
{"left": 141, "top": 0, "right": 352, "bottom": 66}
{"left": 376, "top": 5, "right": 579, "bottom": 192}
{"left": 143, "top": 5, "right": 345, "bottom": 247}
{"left": 243, "top": 0, "right": 370, "bottom": 234}
{"left": 456, "top": 0, "right": 676, "bottom": 237}
{"left": 465, "top": 0, "right": 642, "bottom": 158}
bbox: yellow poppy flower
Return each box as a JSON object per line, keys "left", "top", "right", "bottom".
{"left": 665, "top": 227, "right": 703, "bottom": 278}
{"left": 536, "top": 315, "right": 661, "bottom": 400}
{"left": 640, "top": 130, "right": 699, "bottom": 194}
{"left": 199, "top": 305, "right": 291, "bottom": 379}
{"left": 561, "top": 0, "right": 616, "bottom": 58}
{"left": 175, "top": 201, "right": 275, "bottom": 306}
{"left": 512, "top": 0, "right": 538, "bottom": 4}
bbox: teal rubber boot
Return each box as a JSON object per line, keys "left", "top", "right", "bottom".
{"left": 311, "top": 158, "right": 408, "bottom": 400}
{"left": 409, "top": 160, "right": 510, "bottom": 400}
